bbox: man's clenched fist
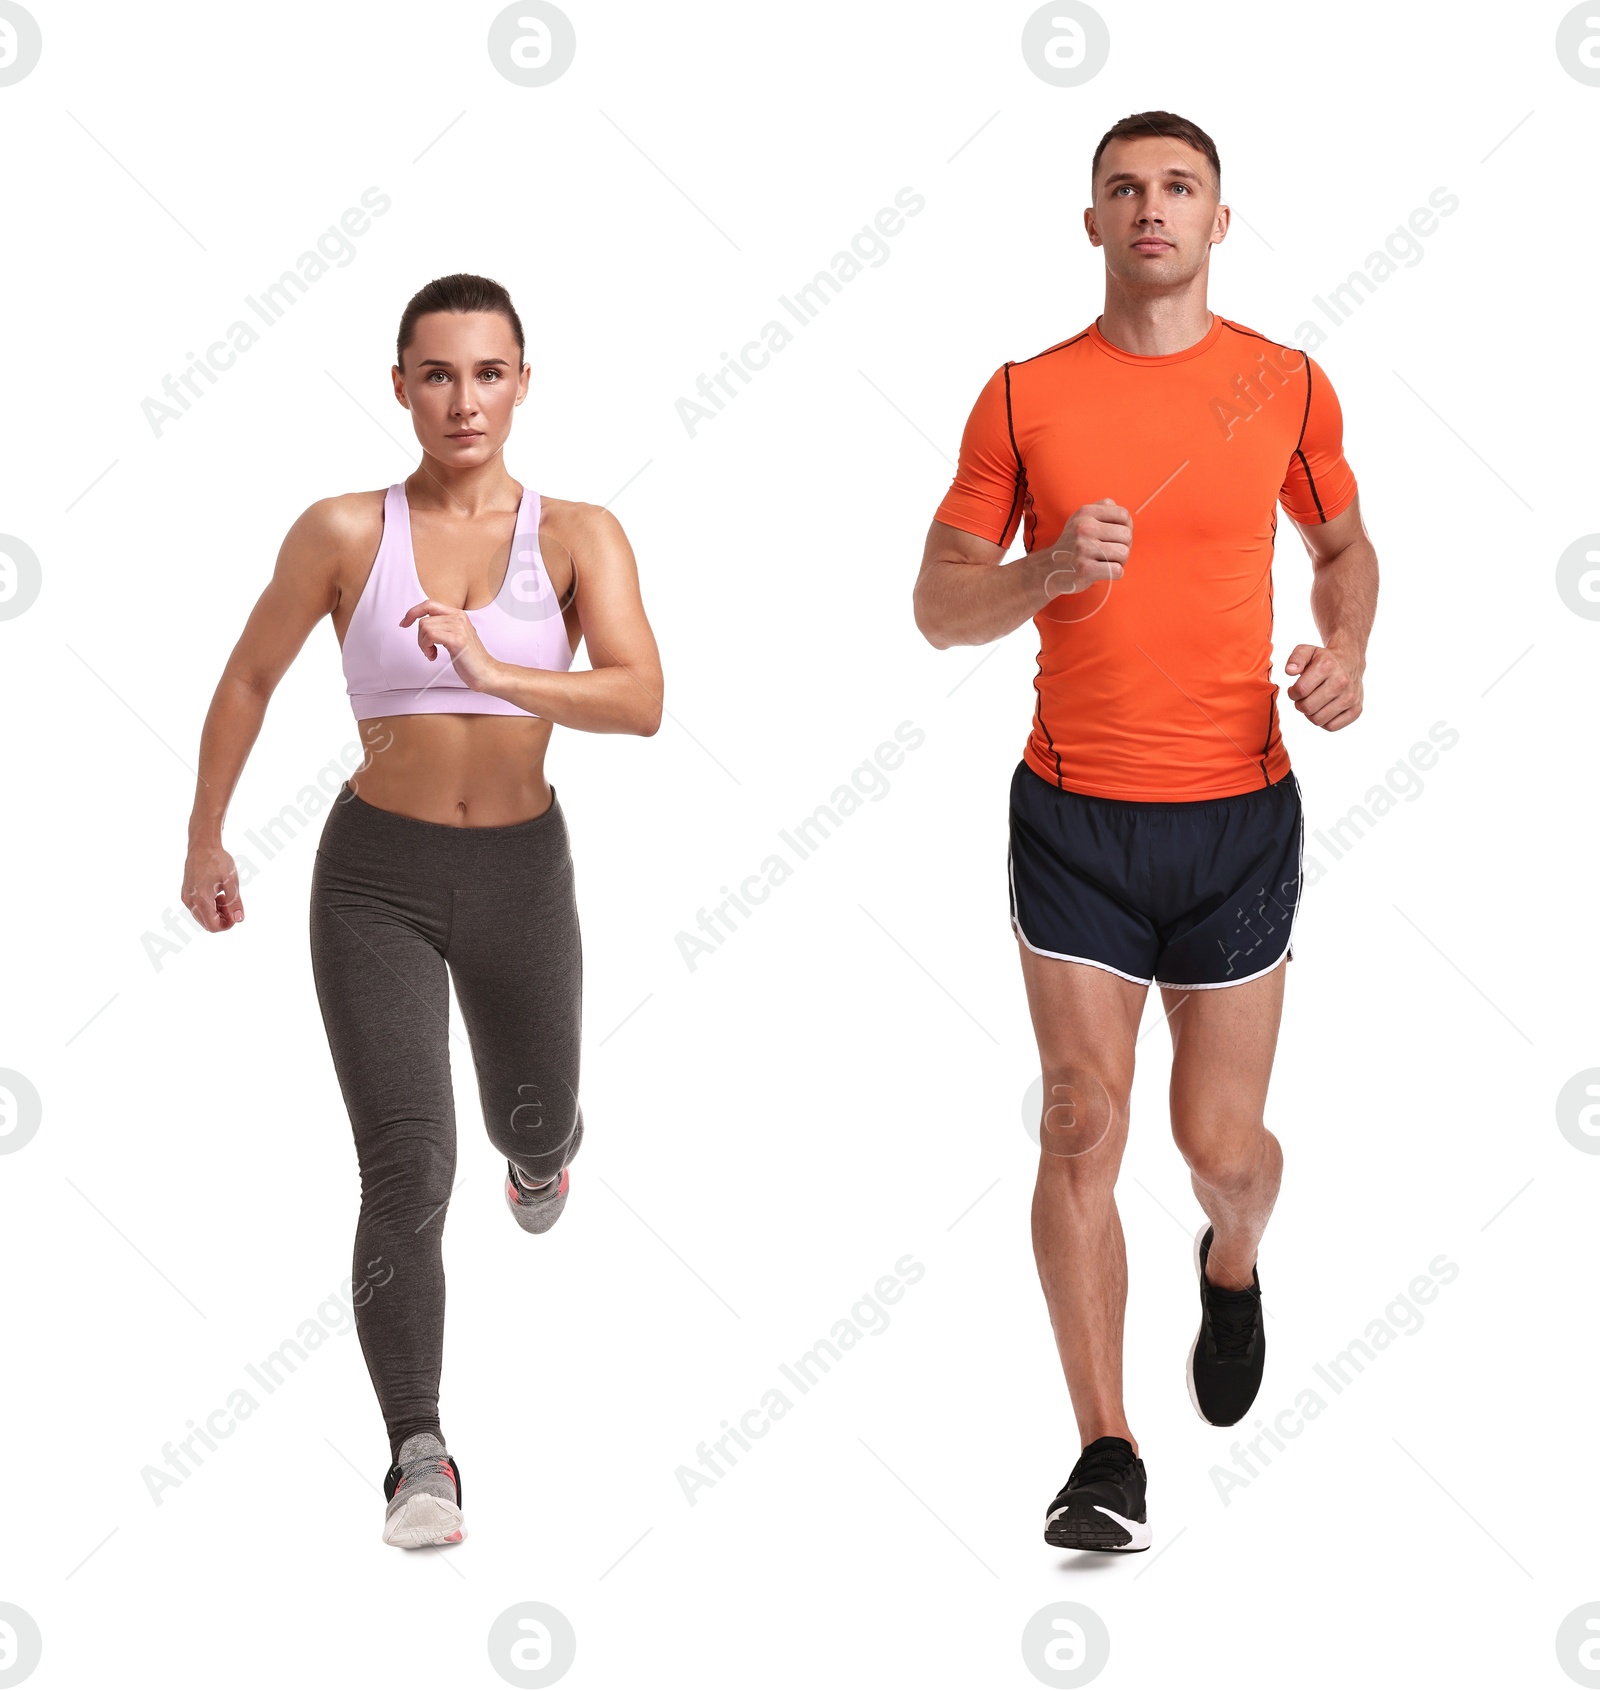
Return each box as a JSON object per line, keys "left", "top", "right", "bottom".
{"left": 1042, "top": 498, "right": 1132, "bottom": 597}
{"left": 1284, "top": 642, "right": 1363, "bottom": 730}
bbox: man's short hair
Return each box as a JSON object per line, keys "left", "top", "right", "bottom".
{"left": 1091, "top": 111, "right": 1221, "bottom": 192}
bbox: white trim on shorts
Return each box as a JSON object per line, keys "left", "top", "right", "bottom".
{"left": 1152, "top": 944, "right": 1290, "bottom": 992}
{"left": 1010, "top": 913, "right": 1155, "bottom": 986}
{"left": 1008, "top": 848, "right": 1154, "bottom": 986}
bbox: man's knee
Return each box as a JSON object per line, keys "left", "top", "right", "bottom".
{"left": 1035, "top": 1064, "right": 1130, "bottom": 1170}
{"left": 1173, "top": 1115, "right": 1267, "bottom": 1193}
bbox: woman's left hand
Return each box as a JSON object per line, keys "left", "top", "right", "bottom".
{"left": 399, "top": 599, "right": 501, "bottom": 692}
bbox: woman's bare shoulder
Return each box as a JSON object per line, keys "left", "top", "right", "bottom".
{"left": 286, "top": 488, "right": 389, "bottom": 561}
{"left": 537, "top": 494, "right": 627, "bottom": 553}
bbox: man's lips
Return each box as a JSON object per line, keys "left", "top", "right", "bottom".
{"left": 1132, "top": 238, "right": 1173, "bottom": 252}
{"left": 446, "top": 430, "right": 483, "bottom": 439}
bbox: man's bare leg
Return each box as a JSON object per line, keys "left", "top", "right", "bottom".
{"left": 1019, "top": 942, "right": 1147, "bottom": 1451}
{"left": 1161, "top": 963, "right": 1285, "bottom": 1290}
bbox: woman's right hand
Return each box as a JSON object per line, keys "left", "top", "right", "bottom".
{"left": 182, "top": 842, "right": 244, "bottom": 931}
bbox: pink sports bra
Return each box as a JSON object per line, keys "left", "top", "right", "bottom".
{"left": 342, "top": 480, "right": 575, "bottom": 721}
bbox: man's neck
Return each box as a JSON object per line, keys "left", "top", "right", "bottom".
{"left": 1096, "top": 279, "right": 1214, "bottom": 358}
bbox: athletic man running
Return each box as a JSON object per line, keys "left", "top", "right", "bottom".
{"left": 912, "top": 111, "right": 1378, "bottom": 1553}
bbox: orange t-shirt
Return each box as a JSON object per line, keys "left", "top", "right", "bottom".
{"left": 934, "top": 315, "right": 1357, "bottom": 801}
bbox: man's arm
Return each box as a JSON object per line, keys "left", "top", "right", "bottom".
{"left": 1283, "top": 493, "right": 1378, "bottom": 731}
{"left": 912, "top": 501, "right": 1132, "bottom": 649}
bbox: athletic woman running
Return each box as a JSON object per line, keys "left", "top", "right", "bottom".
{"left": 180, "top": 273, "right": 663, "bottom": 1549}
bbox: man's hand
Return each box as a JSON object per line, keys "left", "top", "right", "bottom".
{"left": 1041, "top": 498, "right": 1131, "bottom": 597}
{"left": 1284, "top": 641, "right": 1363, "bottom": 730}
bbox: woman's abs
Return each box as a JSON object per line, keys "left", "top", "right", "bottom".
{"left": 350, "top": 713, "right": 556, "bottom": 825}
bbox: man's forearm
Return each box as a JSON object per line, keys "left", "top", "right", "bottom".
{"left": 1310, "top": 538, "right": 1378, "bottom": 669}
{"left": 916, "top": 550, "right": 1056, "bottom": 649}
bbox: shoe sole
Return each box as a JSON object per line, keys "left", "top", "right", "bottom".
{"left": 382, "top": 1493, "right": 466, "bottom": 1549}
{"left": 1044, "top": 1502, "right": 1151, "bottom": 1553}
{"left": 1186, "top": 1222, "right": 1211, "bottom": 1424}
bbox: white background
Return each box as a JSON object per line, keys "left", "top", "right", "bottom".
{"left": 2, "top": 1, "right": 1596, "bottom": 1686}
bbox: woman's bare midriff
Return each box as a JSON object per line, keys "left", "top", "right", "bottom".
{"left": 349, "top": 714, "right": 557, "bottom": 825}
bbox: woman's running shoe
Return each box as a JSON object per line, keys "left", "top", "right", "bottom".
{"left": 505, "top": 1112, "right": 583, "bottom": 1234}
{"left": 381, "top": 1433, "right": 465, "bottom": 1548}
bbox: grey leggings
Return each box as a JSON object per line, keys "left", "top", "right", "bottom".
{"left": 309, "top": 781, "right": 582, "bottom": 1461}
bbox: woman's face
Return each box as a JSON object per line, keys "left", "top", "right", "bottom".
{"left": 392, "top": 310, "right": 529, "bottom": 466}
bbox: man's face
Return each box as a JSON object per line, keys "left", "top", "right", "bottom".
{"left": 1085, "top": 135, "right": 1228, "bottom": 288}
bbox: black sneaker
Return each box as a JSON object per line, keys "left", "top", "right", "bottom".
{"left": 1043, "top": 1436, "right": 1150, "bottom": 1552}
{"left": 1186, "top": 1224, "right": 1265, "bottom": 1426}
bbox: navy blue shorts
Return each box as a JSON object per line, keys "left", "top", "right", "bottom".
{"left": 1007, "top": 760, "right": 1305, "bottom": 990}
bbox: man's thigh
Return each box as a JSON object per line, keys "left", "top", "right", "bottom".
{"left": 1159, "top": 961, "right": 1286, "bottom": 1137}
{"left": 1018, "top": 943, "right": 1147, "bottom": 1161}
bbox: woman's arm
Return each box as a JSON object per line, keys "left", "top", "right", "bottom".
{"left": 403, "top": 502, "right": 663, "bottom": 735}
{"left": 182, "top": 497, "right": 363, "bottom": 930}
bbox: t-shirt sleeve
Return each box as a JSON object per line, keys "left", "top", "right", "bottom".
{"left": 933, "top": 364, "right": 1025, "bottom": 547}
{"left": 1279, "top": 355, "right": 1358, "bottom": 524}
